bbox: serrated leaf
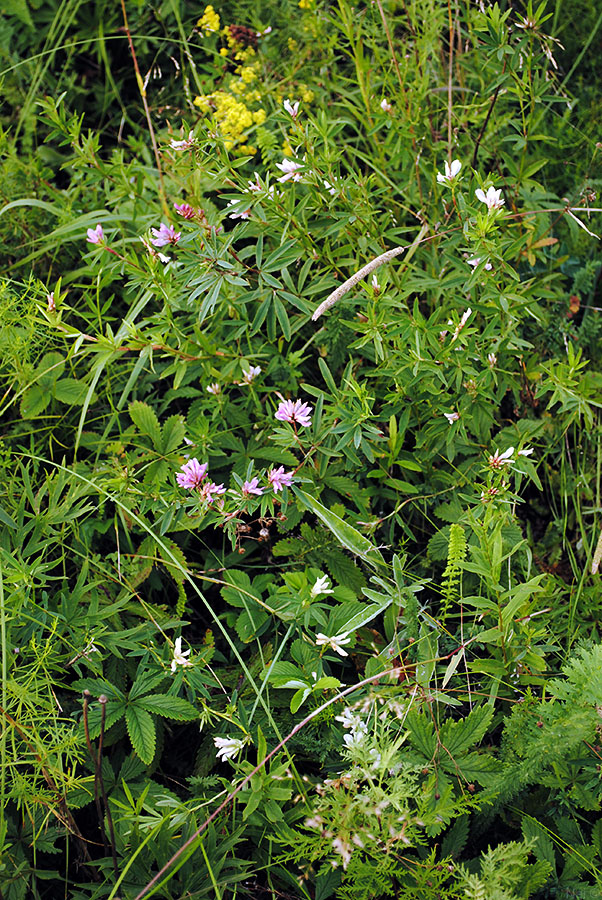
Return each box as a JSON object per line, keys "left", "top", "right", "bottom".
{"left": 156, "top": 537, "right": 188, "bottom": 585}
{"left": 249, "top": 447, "right": 298, "bottom": 465}
{"left": 441, "top": 815, "right": 469, "bottom": 859}
{"left": 443, "top": 750, "right": 500, "bottom": 785}
{"left": 126, "top": 705, "right": 156, "bottom": 765}
{"left": 265, "top": 661, "right": 306, "bottom": 686}
{"left": 129, "top": 401, "right": 162, "bottom": 448}
{"left": 406, "top": 710, "right": 437, "bottom": 758}
{"left": 522, "top": 817, "right": 556, "bottom": 870}
{"left": 135, "top": 695, "right": 198, "bottom": 720}
{"left": 129, "top": 667, "right": 168, "bottom": 700}
{"left": 20, "top": 385, "right": 51, "bottom": 418}
{"left": 221, "top": 570, "right": 254, "bottom": 608}
{"left": 235, "top": 608, "right": 269, "bottom": 642}
{"left": 440, "top": 705, "right": 494, "bottom": 756}
{"left": 322, "top": 548, "right": 365, "bottom": 592}
{"left": 53, "top": 378, "right": 89, "bottom": 405}
{"left": 160, "top": 415, "right": 186, "bottom": 454}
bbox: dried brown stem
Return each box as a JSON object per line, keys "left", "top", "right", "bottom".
{"left": 83, "top": 691, "right": 107, "bottom": 855}
{"left": 98, "top": 696, "right": 119, "bottom": 886}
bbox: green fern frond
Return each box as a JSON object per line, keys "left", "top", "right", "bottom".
{"left": 440, "top": 524, "right": 467, "bottom": 620}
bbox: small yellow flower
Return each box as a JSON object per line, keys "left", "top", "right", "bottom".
{"left": 240, "top": 66, "right": 256, "bottom": 83}
{"left": 197, "top": 4, "right": 220, "bottom": 33}
{"left": 193, "top": 95, "right": 211, "bottom": 112}
{"left": 252, "top": 109, "right": 266, "bottom": 125}
{"left": 288, "top": 38, "right": 298, "bottom": 51}
{"left": 219, "top": 47, "right": 228, "bottom": 56}
{"left": 301, "top": 88, "right": 314, "bottom": 103}
{"left": 282, "top": 140, "right": 293, "bottom": 157}
{"left": 298, "top": 0, "right": 314, "bottom": 8}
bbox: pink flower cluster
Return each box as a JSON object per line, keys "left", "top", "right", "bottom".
{"left": 239, "top": 469, "right": 295, "bottom": 496}
{"left": 151, "top": 223, "right": 181, "bottom": 247}
{"left": 275, "top": 398, "right": 313, "bottom": 428}
{"left": 176, "top": 458, "right": 225, "bottom": 504}
{"left": 177, "top": 460, "right": 295, "bottom": 501}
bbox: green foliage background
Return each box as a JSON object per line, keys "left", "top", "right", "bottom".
{"left": 0, "top": 0, "right": 602, "bottom": 898}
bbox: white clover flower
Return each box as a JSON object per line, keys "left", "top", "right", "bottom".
{"left": 170, "top": 130, "right": 196, "bottom": 151}
{"left": 242, "top": 365, "right": 261, "bottom": 384}
{"left": 444, "top": 411, "right": 460, "bottom": 424}
{"left": 226, "top": 200, "right": 251, "bottom": 219}
{"left": 207, "top": 382, "right": 221, "bottom": 395}
{"left": 467, "top": 256, "right": 493, "bottom": 271}
{"left": 170, "top": 636, "right": 191, "bottom": 673}
{"left": 310, "top": 575, "right": 334, "bottom": 598}
{"left": 214, "top": 736, "right": 246, "bottom": 761}
{"left": 276, "top": 158, "right": 304, "bottom": 183}
{"left": 283, "top": 99, "right": 300, "bottom": 118}
{"left": 450, "top": 307, "right": 472, "bottom": 342}
{"left": 487, "top": 352, "right": 497, "bottom": 367}
{"left": 437, "top": 159, "right": 462, "bottom": 184}
{"left": 380, "top": 98, "right": 392, "bottom": 113}
{"left": 488, "top": 447, "right": 514, "bottom": 468}
{"left": 475, "top": 186, "right": 505, "bottom": 210}
{"left": 315, "top": 632, "right": 351, "bottom": 656}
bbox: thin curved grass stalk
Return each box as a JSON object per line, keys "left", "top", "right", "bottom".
{"left": 311, "top": 223, "right": 430, "bottom": 320}
{"left": 132, "top": 666, "right": 400, "bottom": 900}
{"left": 311, "top": 246, "right": 406, "bottom": 320}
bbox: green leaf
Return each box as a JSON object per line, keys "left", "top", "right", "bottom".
{"left": 160, "top": 415, "right": 186, "bottom": 454}
{"left": 294, "top": 489, "right": 384, "bottom": 568}
{"left": 129, "top": 668, "right": 167, "bottom": 700}
{"left": 441, "top": 815, "right": 469, "bottom": 859}
{"left": 135, "top": 695, "right": 198, "bottom": 721}
{"left": 129, "top": 401, "right": 162, "bottom": 448}
{"left": 290, "top": 686, "right": 312, "bottom": 713}
{"left": 126, "top": 705, "right": 156, "bottom": 765}
{"left": 406, "top": 710, "right": 437, "bottom": 758}
{"left": 20, "top": 385, "right": 51, "bottom": 419}
{"left": 439, "top": 705, "right": 494, "bottom": 756}
{"left": 265, "top": 661, "right": 307, "bottom": 686}
{"left": 0, "top": 506, "right": 16, "bottom": 530}
{"left": 236, "top": 608, "right": 269, "bottom": 642}
{"left": 2, "top": 0, "right": 34, "bottom": 28}
{"left": 53, "top": 378, "right": 90, "bottom": 405}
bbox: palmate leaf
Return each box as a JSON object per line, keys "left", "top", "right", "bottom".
{"left": 129, "top": 400, "right": 162, "bottom": 448}
{"left": 126, "top": 705, "right": 156, "bottom": 765}
{"left": 439, "top": 705, "right": 494, "bottom": 756}
{"left": 135, "top": 694, "right": 198, "bottom": 720}
{"left": 160, "top": 414, "right": 186, "bottom": 454}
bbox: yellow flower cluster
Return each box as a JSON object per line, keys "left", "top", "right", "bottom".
{"left": 194, "top": 90, "right": 266, "bottom": 151}
{"left": 298, "top": 0, "right": 315, "bottom": 8}
{"left": 193, "top": 15, "right": 269, "bottom": 154}
{"left": 197, "top": 4, "right": 220, "bottom": 33}
{"left": 222, "top": 27, "right": 256, "bottom": 62}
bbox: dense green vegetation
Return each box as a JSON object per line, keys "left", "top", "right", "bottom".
{"left": 1, "top": 0, "right": 602, "bottom": 897}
